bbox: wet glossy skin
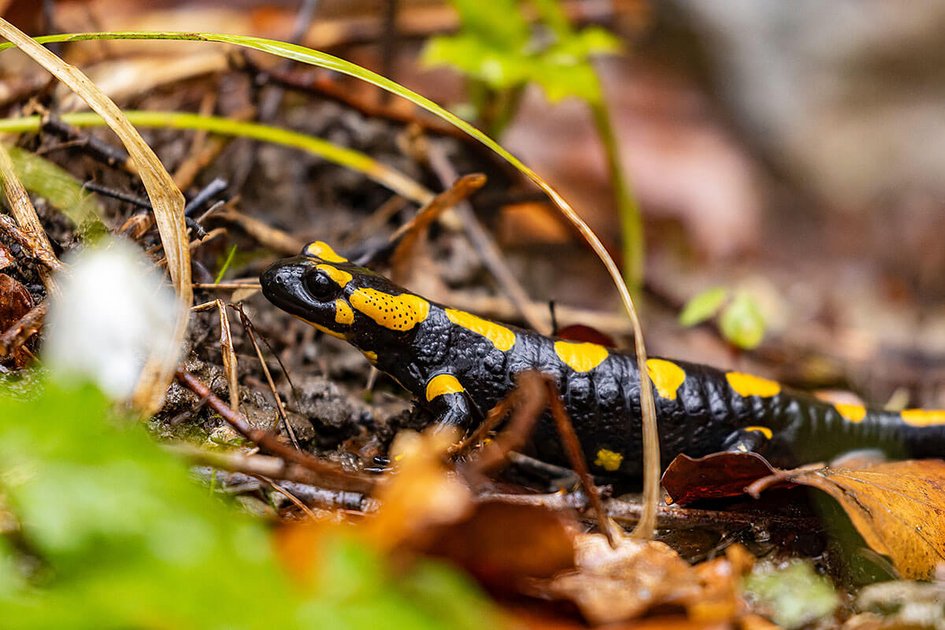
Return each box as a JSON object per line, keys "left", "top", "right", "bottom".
{"left": 261, "top": 242, "right": 945, "bottom": 476}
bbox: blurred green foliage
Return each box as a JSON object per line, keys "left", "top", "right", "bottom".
{"left": 425, "top": 0, "right": 646, "bottom": 289}
{"left": 679, "top": 287, "right": 767, "bottom": 350}
{"left": 0, "top": 378, "right": 501, "bottom": 629}
{"left": 424, "top": 0, "right": 619, "bottom": 111}
{"left": 678, "top": 287, "right": 728, "bottom": 328}
{"left": 743, "top": 560, "right": 838, "bottom": 629}
{"left": 7, "top": 145, "right": 106, "bottom": 237}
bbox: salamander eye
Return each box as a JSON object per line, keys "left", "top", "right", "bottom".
{"left": 304, "top": 270, "right": 337, "bottom": 301}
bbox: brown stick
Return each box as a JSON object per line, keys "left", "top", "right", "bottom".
{"left": 545, "top": 378, "right": 617, "bottom": 547}
{"left": 457, "top": 371, "right": 547, "bottom": 474}
{"left": 175, "top": 368, "right": 375, "bottom": 493}
{"left": 0, "top": 300, "right": 46, "bottom": 358}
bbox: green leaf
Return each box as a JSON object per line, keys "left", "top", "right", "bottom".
{"left": 719, "top": 291, "right": 766, "bottom": 349}
{"left": 567, "top": 26, "right": 623, "bottom": 57}
{"left": 449, "top": 0, "right": 530, "bottom": 51}
{"left": 678, "top": 287, "right": 728, "bottom": 327}
{"left": 743, "top": 560, "right": 838, "bottom": 629}
{"left": 530, "top": 53, "right": 600, "bottom": 102}
{"left": 423, "top": 35, "right": 532, "bottom": 89}
{"left": 530, "top": 0, "right": 573, "bottom": 39}
{"left": 7, "top": 145, "right": 106, "bottom": 236}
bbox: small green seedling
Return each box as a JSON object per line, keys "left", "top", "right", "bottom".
{"left": 679, "top": 287, "right": 767, "bottom": 350}
{"left": 425, "top": 0, "right": 645, "bottom": 290}
{"left": 424, "top": 0, "right": 620, "bottom": 133}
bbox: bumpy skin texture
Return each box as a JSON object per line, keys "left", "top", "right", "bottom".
{"left": 261, "top": 244, "right": 945, "bottom": 477}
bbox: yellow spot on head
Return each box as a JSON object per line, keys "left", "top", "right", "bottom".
{"left": 334, "top": 299, "right": 354, "bottom": 325}
{"left": 362, "top": 350, "right": 377, "bottom": 363}
{"left": 645, "top": 358, "right": 686, "bottom": 400}
{"left": 444, "top": 309, "right": 516, "bottom": 351}
{"left": 901, "top": 409, "right": 945, "bottom": 427}
{"left": 295, "top": 316, "right": 346, "bottom": 339}
{"left": 594, "top": 448, "right": 623, "bottom": 472}
{"left": 317, "top": 264, "right": 352, "bottom": 288}
{"left": 304, "top": 241, "right": 347, "bottom": 263}
{"left": 349, "top": 288, "right": 430, "bottom": 331}
{"left": 726, "top": 372, "right": 781, "bottom": 398}
{"left": 554, "top": 340, "right": 609, "bottom": 373}
{"left": 425, "top": 374, "right": 464, "bottom": 401}
{"left": 743, "top": 425, "right": 773, "bottom": 440}
{"left": 835, "top": 403, "right": 867, "bottom": 423}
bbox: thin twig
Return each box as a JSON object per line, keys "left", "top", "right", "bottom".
{"left": 175, "top": 369, "right": 375, "bottom": 493}
{"left": 459, "top": 371, "right": 548, "bottom": 474}
{"left": 177, "top": 447, "right": 376, "bottom": 511}
{"left": 235, "top": 305, "right": 300, "bottom": 449}
{"left": 389, "top": 173, "right": 487, "bottom": 280}
{"left": 0, "top": 301, "right": 46, "bottom": 358}
{"left": 545, "top": 378, "right": 617, "bottom": 547}
{"left": 0, "top": 212, "right": 62, "bottom": 274}
{"left": 483, "top": 491, "right": 822, "bottom": 535}
{"left": 258, "top": 475, "right": 319, "bottom": 519}
{"left": 215, "top": 209, "right": 304, "bottom": 255}
{"left": 192, "top": 299, "right": 241, "bottom": 411}
{"left": 193, "top": 281, "right": 261, "bottom": 290}
{"left": 427, "top": 142, "right": 550, "bottom": 334}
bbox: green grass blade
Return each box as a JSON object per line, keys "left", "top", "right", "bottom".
{"left": 0, "top": 111, "right": 433, "bottom": 205}
{"left": 6, "top": 146, "right": 105, "bottom": 234}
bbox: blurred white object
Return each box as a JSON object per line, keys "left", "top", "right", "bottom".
{"left": 44, "top": 238, "right": 181, "bottom": 400}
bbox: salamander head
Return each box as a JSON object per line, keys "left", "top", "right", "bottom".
{"left": 260, "top": 241, "right": 432, "bottom": 345}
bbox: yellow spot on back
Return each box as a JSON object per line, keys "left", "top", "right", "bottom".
{"left": 594, "top": 448, "right": 623, "bottom": 472}
{"left": 743, "top": 425, "right": 773, "bottom": 440}
{"left": 362, "top": 350, "right": 377, "bottom": 363}
{"left": 334, "top": 299, "right": 354, "bottom": 325}
{"left": 444, "top": 308, "right": 516, "bottom": 351}
{"left": 317, "top": 264, "right": 352, "bottom": 288}
{"left": 425, "top": 374, "right": 464, "bottom": 401}
{"left": 304, "top": 241, "right": 347, "bottom": 262}
{"left": 349, "top": 288, "right": 430, "bottom": 331}
{"left": 645, "top": 358, "right": 686, "bottom": 400}
{"left": 726, "top": 372, "right": 781, "bottom": 398}
{"left": 901, "top": 409, "right": 945, "bottom": 427}
{"left": 554, "top": 340, "right": 609, "bottom": 373}
{"left": 835, "top": 403, "right": 867, "bottom": 423}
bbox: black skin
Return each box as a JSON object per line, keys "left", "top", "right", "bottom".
{"left": 261, "top": 252, "right": 945, "bottom": 477}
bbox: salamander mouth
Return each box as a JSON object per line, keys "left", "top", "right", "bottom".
{"left": 260, "top": 257, "right": 320, "bottom": 319}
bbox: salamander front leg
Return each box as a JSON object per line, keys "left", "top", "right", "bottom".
{"left": 721, "top": 425, "right": 773, "bottom": 454}
{"left": 424, "top": 373, "right": 476, "bottom": 428}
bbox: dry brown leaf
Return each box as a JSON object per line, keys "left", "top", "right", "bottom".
{"left": 0, "top": 272, "right": 32, "bottom": 366}
{"left": 422, "top": 500, "right": 576, "bottom": 591}
{"left": 662, "top": 451, "right": 781, "bottom": 505}
{"left": 362, "top": 429, "right": 474, "bottom": 552}
{"left": 750, "top": 460, "right": 945, "bottom": 579}
{"left": 534, "top": 534, "right": 750, "bottom": 626}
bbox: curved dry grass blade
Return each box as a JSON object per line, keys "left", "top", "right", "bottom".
{"left": 0, "top": 20, "right": 191, "bottom": 413}
{"left": 0, "top": 142, "right": 59, "bottom": 291}
{"left": 3, "top": 31, "right": 660, "bottom": 536}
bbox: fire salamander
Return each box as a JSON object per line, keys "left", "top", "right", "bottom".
{"left": 261, "top": 241, "right": 945, "bottom": 477}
